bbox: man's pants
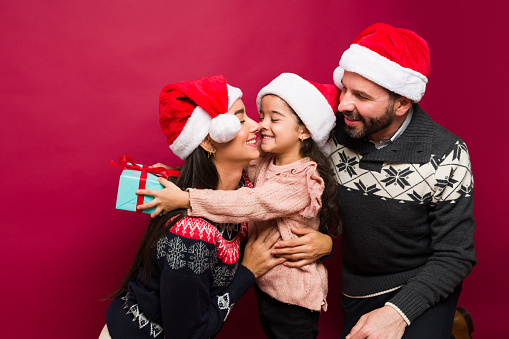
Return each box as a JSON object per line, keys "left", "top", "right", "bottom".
{"left": 340, "top": 284, "right": 462, "bottom": 339}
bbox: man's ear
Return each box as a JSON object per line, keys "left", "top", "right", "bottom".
{"left": 199, "top": 136, "right": 215, "bottom": 153}
{"left": 395, "top": 96, "right": 413, "bottom": 117}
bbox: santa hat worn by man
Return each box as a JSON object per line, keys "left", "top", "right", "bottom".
{"left": 256, "top": 73, "right": 340, "bottom": 155}
{"left": 159, "top": 75, "right": 243, "bottom": 159}
{"left": 333, "top": 23, "right": 430, "bottom": 102}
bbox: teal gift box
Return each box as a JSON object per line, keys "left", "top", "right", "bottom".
{"left": 111, "top": 156, "right": 179, "bottom": 215}
{"left": 115, "top": 168, "right": 164, "bottom": 214}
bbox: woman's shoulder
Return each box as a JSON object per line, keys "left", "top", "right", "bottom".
{"left": 169, "top": 217, "right": 247, "bottom": 246}
{"left": 163, "top": 216, "right": 247, "bottom": 266}
{"left": 168, "top": 216, "right": 220, "bottom": 244}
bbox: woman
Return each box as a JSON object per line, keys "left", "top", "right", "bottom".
{"left": 100, "top": 75, "right": 285, "bottom": 339}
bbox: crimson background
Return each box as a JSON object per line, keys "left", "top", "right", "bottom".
{"left": 1, "top": 1, "right": 506, "bottom": 338}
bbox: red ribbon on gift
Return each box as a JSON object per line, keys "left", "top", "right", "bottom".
{"left": 110, "top": 156, "right": 180, "bottom": 212}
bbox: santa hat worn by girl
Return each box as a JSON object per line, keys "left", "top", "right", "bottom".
{"left": 256, "top": 73, "right": 340, "bottom": 155}
{"left": 159, "top": 75, "right": 243, "bottom": 159}
{"left": 333, "top": 23, "right": 430, "bottom": 102}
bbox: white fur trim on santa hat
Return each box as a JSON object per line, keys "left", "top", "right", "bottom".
{"left": 334, "top": 44, "right": 428, "bottom": 102}
{"left": 170, "top": 105, "right": 211, "bottom": 159}
{"left": 256, "top": 73, "right": 336, "bottom": 154}
{"left": 226, "top": 84, "right": 242, "bottom": 109}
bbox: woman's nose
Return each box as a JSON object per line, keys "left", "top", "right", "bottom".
{"left": 247, "top": 116, "right": 259, "bottom": 132}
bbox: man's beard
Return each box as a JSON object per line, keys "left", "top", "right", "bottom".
{"left": 342, "top": 103, "right": 396, "bottom": 139}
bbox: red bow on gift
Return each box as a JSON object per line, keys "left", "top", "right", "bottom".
{"left": 110, "top": 156, "right": 180, "bottom": 212}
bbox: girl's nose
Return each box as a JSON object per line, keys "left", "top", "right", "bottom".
{"left": 258, "top": 118, "right": 268, "bottom": 130}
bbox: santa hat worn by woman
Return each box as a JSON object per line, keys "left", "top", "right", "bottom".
{"left": 256, "top": 73, "right": 340, "bottom": 155}
{"left": 333, "top": 23, "right": 430, "bottom": 102}
{"left": 159, "top": 75, "right": 243, "bottom": 159}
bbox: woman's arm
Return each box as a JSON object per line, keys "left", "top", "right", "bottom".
{"left": 272, "top": 227, "right": 334, "bottom": 268}
{"left": 159, "top": 227, "right": 284, "bottom": 337}
{"left": 159, "top": 253, "right": 252, "bottom": 338}
{"left": 241, "top": 226, "right": 286, "bottom": 278}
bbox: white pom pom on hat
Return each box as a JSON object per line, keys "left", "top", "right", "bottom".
{"left": 209, "top": 113, "right": 241, "bottom": 143}
{"left": 159, "top": 75, "right": 243, "bottom": 159}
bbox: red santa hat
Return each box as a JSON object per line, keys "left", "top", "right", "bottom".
{"left": 333, "top": 23, "right": 430, "bottom": 102}
{"left": 159, "top": 75, "right": 243, "bottom": 159}
{"left": 256, "top": 73, "right": 340, "bottom": 155}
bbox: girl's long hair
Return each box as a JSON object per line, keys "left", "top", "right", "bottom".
{"left": 109, "top": 146, "right": 219, "bottom": 299}
{"left": 283, "top": 100, "right": 342, "bottom": 237}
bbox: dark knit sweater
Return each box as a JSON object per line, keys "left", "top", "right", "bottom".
{"left": 106, "top": 177, "right": 256, "bottom": 338}
{"left": 329, "top": 104, "right": 476, "bottom": 323}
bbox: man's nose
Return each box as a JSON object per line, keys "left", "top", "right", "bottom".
{"left": 337, "top": 95, "right": 354, "bottom": 113}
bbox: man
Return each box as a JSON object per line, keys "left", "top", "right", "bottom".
{"left": 326, "top": 23, "right": 476, "bottom": 338}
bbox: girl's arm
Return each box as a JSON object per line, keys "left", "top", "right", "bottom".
{"left": 137, "top": 177, "right": 191, "bottom": 218}
{"left": 138, "top": 164, "right": 323, "bottom": 222}
{"left": 188, "top": 178, "right": 316, "bottom": 223}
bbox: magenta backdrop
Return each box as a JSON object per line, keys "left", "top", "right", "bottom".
{"left": 1, "top": 1, "right": 506, "bottom": 338}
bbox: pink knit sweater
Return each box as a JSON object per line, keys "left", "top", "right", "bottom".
{"left": 187, "top": 154, "right": 328, "bottom": 311}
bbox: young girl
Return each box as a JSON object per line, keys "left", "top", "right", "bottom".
{"left": 138, "top": 73, "right": 341, "bottom": 338}
{"left": 100, "top": 75, "right": 285, "bottom": 339}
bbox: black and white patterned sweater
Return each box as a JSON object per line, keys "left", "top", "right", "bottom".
{"left": 329, "top": 104, "right": 476, "bottom": 324}
{"left": 112, "top": 177, "right": 256, "bottom": 338}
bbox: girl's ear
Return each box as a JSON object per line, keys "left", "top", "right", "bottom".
{"left": 299, "top": 126, "right": 312, "bottom": 141}
{"left": 199, "top": 136, "right": 215, "bottom": 153}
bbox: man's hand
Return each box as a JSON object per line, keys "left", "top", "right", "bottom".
{"left": 242, "top": 227, "right": 286, "bottom": 278}
{"left": 136, "top": 177, "right": 190, "bottom": 218}
{"left": 271, "top": 227, "right": 333, "bottom": 268}
{"left": 346, "top": 305, "right": 407, "bottom": 339}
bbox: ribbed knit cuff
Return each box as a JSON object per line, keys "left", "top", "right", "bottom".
{"left": 186, "top": 188, "right": 202, "bottom": 216}
{"left": 385, "top": 302, "right": 411, "bottom": 326}
{"left": 386, "top": 287, "right": 428, "bottom": 324}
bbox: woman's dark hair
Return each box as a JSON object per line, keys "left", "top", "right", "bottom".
{"left": 109, "top": 146, "right": 219, "bottom": 299}
{"left": 283, "top": 100, "right": 342, "bottom": 237}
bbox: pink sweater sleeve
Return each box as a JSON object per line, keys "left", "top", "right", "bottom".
{"left": 187, "top": 164, "right": 324, "bottom": 223}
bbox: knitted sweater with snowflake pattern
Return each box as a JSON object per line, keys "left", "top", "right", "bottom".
{"left": 329, "top": 104, "right": 476, "bottom": 324}
{"left": 106, "top": 177, "right": 256, "bottom": 339}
